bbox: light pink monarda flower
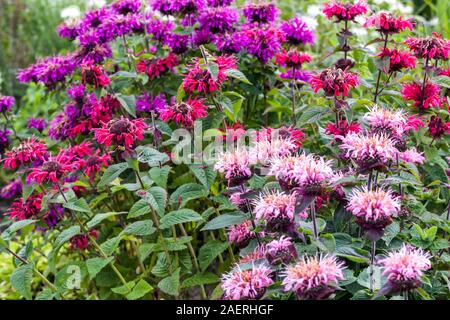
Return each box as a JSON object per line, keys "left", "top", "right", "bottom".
{"left": 363, "top": 106, "right": 409, "bottom": 137}
{"left": 346, "top": 187, "right": 400, "bottom": 231}
{"left": 221, "top": 264, "right": 274, "bottom": 300}
{"left": 379, "top": 244, "right": 431, "bottom": 290}
{"left": 339, "top": 132, "right": 397, "bottom": 172}
{"left": 269, "top": 154, "right": 334, "bottom": 194}
{"left": 214, "top": 148, "right": 252, "bottom": 185}
{"left": 249, "top": 137, "right": 297, "bottom": 165}
{"left": 228, "top": 220, "right": 260, "bottom": 248}
{"left": 266, "top": 236, "right": 297, "bottom": 265}
{"left": 253, "top": 190, "right": 300, "bottom": 231}
{"left": 398, "top": 148, "right": 425, "bottom": 164}
{"left": 282, "top": 255, "right": 345, "bottom": 300}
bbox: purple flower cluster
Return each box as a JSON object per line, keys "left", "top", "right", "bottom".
{"left": 0, "top": 96, "right": 15, "bottom": 113}
{"left": 198, "top": 6, "right": 239, "bottom": 34}
{"left": 242, "top": 1, "right": 279, "bottom": 24}
{"left": 27, "top": 118, "right": 47, "bottom": 132}
{"left": 136, "top": 93, "right": 168, "bottom": 115}
{"left": 281, "top": 17, "right": 315, "bottom": 46}
{"left": 0, "top": 129, "right": 11, "bottom": 153}
{"left": 0, "top": 179, "right": 22, "bottom": 199}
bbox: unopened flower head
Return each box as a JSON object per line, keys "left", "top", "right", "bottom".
{"left": 379, "top": 244, "right": 431, "bottom": 290}
{"left": 346, "top": 187, "right": 400, "bottom": 231}
{"left": 221, "top": 264, "right": 273, "bottom": 300}
{"left": 282, "top": 254, "right": 345, "bottom": 300}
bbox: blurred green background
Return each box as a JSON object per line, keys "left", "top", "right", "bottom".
{"left": 0, "top": 0, "right": 448, "bottom": 98}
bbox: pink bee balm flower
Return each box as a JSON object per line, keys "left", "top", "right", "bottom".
{"left": 282, "top": 254, "right": 345, "bottom": 300}
{"left": 249, "top": 137, "right": 298, "bottom": 165}
{"left": 253, "top": 190, "right": 298, "bottom": 231}
{"left": 94, "top": 116, "right": 147, "bottom": 150}
{"left": 364, "top": 12, "right": 414, "bottom": 35}
{"left": 401, "top": 81, "right": 441, "bottom": 111}
{"left": 310, "top": 67, "right": 359, "bottom": 97}
{"left": 27, "top": 154, "right": 73, "bottom": 184}
{"left": 397, "top": 148, "right": 425, "bottom": 164}
{"left": 322, "top": 0, "right": 368, "bottom": 22}
{"left": 3, "top": 137, "right": 48, "bottom": 170}
{"left": 346, "top": 187, "right": 400, "bottom": 231}
{"left": 214, "top": 148, "right": 252, "bottom": 185}
{"left": 378, "top": 48, "right": 416, "bottom": 73}
{"left": 405, "top": 32, "right": 450, "bottom": 61}
{"left": 6, "top": 193, "right": 43, "bottom": 221}
{"left": 265, "top": 236, "right": 297, "bottom": 265}
{"left": 379, "top": 244, "right": 431, "bottom": 290}
{"left": 221, "top": 264, "right": 274, "bottom": 300}
{"left": 160, "top": 97, "right": 208, "bottom": 128}
{"left": 339, "top": 132, "right": 397, "bottom": 172}
{"left": 363, "top": 105, "right": 410, "bottom": 137}
{"left": 228, "top": 220, "right": 260, "bottom": 248}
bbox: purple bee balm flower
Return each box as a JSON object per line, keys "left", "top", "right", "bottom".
{"left": 146, "top": 17, "right": 175, "bottom": 43}
{"left": 280, "top": 17, "right": 315, "bottom": 46}
{"left": 0, "top": 129, "right": 11, "bottom": 153}
{"left": 150, "top": 0, "right": 173, "bottom": 15}
{"left": 57, "top": 20, "right": 81, "bottom": 40}
{"left": 241, "top": 25, "right": 285, "bottom": 63}
{"left": 27, "top": 118, "right": 47, "bottom": 132}
{"left": 75, "top": 33, "right": 113, "bottom": 64}
{"left": 112, "top": 0, "right": 142, "bottom": 15}
{"left": 44, "top": 204, "right": 65, "bottom": 228}
{"left": 17, "top": 55, "right": 76, "bottom": 89}
{"left": 192, "top": 28, "right": 212, "bottom": 46}
{"left": 67, "top": 84, "right": 86, "bottom": 103}
{"left": 136, "top": 93, "right": 167, "bottom": 115}
{"left": 207, "top": 0, "right": 234, "bottom": 6}
{"left": 0, "top": 178, "right": 22, "bottom": 199}
{"left": 80, "top": 7, "right": 112, "bottom": 32}
{"left": 242, "top": 1, "right": 279, "bottom": 24}
{"left": 49, "top": 113, "right": 72, "bottom": 141}
{"left": 0, "top": 96, "right": 15, "bottom": 113}
{"left": 198, "top": 6, "right": 238, "bottom": 34}
{"left": 280, "top": 69, "right": 311, "bottom": 82}
{"left": 170, "top": 0, "right": 205, "bottom": 16}
{"left": 165, "top": 33, "right": 190, "bottom": 54}
{"left": 212, "top": 32, "right": 243, "bottom": 54}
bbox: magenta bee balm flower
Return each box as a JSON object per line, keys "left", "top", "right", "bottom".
{"left": 323, "top": 0, "right": 368, "bottom": 22}
{"left": 310, "top": 67, "right": 359, "bottom": 97}
{"left": 94, "top": 116, "right": 147, "bottom": 150}
{"left": 364, "top": 12, "right": 414, "bottom": 35}
{"left": 160, "top": 97, "right": 208, "bottom": 128}
{"left": 27, "top": 154, "right": 73, "bottom": 184}
{"left": 221, "top": 264, "right": 274, "bottom": 300}
{"left": 228, "top": 220, "right": 260, "bottom": 248}
{"left": 401, "top": 81, "right": 441, "bottom": 111}
{"left": 282, "top": 255, "right": 345, "bottom": 300}
{"left": 0, "top": 96, "right": 15, "bottom": 113}
{"left": 242, "top": 1, "right": 279, "bottom": 24}
{"left": 405, "top": 32, "right": 450, "bottom": 61}
{"left": 379, "top": 245, "right": 431, "bottom": 291}
{"left": 3, "top": 137, "right": 48, "bottom": 170}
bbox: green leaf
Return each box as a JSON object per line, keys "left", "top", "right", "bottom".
{"left": 189, "top": 165, "right": 217, "bottom": 189}
{"left": 35, "top": 288, "right": 55, "bottom": 300}
{"left": 100, "top": 235, "right": 123, "bottom": 256}
{"left": 225, "top": 69, "right": 251, "bottom": 84}
{"left": 434, "top": 75, "right": 450, "bottom": 89}
{"left": 158, "top": 268, "right": 180, "bottom": 296}
{"left": 169, "top": 183, "right": 208, "bottom": 207}
{"left": 116, "top": 94, "right": 137, "bottom": 118}
{"left": 298, "top": 107, "right": 329, "bottom": 126}
{"left": 11, "top": 263, "right": 34, "bottom": 300}
{"left": 357, "top": 266, "right": 384, "bottom": 290}
{"left": 160, "top": 209, "right": 203, "bottom": 229}
{"left": 136, "top": 146, "right": 169, "bottom": 167}
{"left": 122, "top": 220, "right": 156, "bottom": 236}
{"left": 54, "top": 226, "right": 81, "bottom": 250}
{"left": 198, "top": 240, "right": 228, "bottom": 271}
{"left": 86, "top": 257, "right": 114, "bottom": 280}
{"left": 1, "top": 219, "right": 36, "bottom": 241}
{"left": 126, "top": 279, "right": 153, "bottom": 300}
{"left": 208, "top": 62, "right": 219, "bottom": 81}
{"left": 143, "top": 186, "right": 167, "bottom": 217}
{"left": 176, "top": 84, "right": 185, "bottom": 103}
{"left": 87, "top": 211, "right": 127, "bottom": 229}
{"left": 139, "top": 243, "right": 156, "bottom": 261}
{"left": 181, "top": 272, "right": 220, "bottom": 288}
{"left": 149, "top": 166, "right": 171, "bottom": 188}
{"left": 98, "top": 162, "right": 129, "bottom": 187}
{"left": 112, "top": 281, "right": 136, "bottom": 295}
{"left": 382, "top": 222, "right": 400, "bottom": 246}
{"left": 201, "top": 214, "right": 248, "bottom": 231}
{"left": 336, "top": 246, "right": 370, "bottom": 263}
{"left": 63, "top": 198, "right": 92, "bottom": 214}
{"left": 128, "top": 199, "right": 151, "bottom": 219}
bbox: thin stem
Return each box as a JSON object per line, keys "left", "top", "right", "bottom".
{"left": 179, "top": 224, "right": 207, "bottom": 300}
{"left": 419, "top": 57, "right": 430, "bottom": 114}
{"left": 2, "top": 111, "right": 21, "bottom": 142}
{"left": 122, "top": 35, "right": 132, "bottom": 70}
{"left": 310, "top": 198, "right": 318, "bottom": 241}
{"left": 343, "top": 20, "right": 349, "bottom": 60}
{"left": 373, "top": 34, "right": 389, "bottom": 103}
{"left": 239, "top": 184, "right": 262, "bottom": 246}
{"left": 135, "top": 169, "right": 145, "bottom": 189}
{"left": 291, "top": 66, "right": 297, "bottom": 125}
{"left": 369, "top": 240, "right": 376, "bottom": 292}
{"left": 367, "top": 170, "right": 373, "bottom": 191}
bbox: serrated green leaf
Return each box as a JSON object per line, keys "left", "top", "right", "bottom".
{"left": 181, "top": 272, "right": 220, "bottom": 288}
{"left": 198, "top": 240, "right": 228, "bottom": 271}
{"left": 201, "top": 214, "right": 248, "bottom": 231}
{"left": 98, "top": 162, "right": 129, "bottom": 187}
{"left": 158, "top": 268, "right": 180, "bottom": 296}
{"left": 160, "top": 209, "right": 203, "bottom": 229}
{"left": 86, "top": 257, "right": 114, "bottom": 280}
{"left": 11, "top": 263, "right": 34, "bottom": 300}
{"left": 122, "top": 220, "right": 156, "bottom": 236}
{"left": 126, "top": 279, "right": 153, "bottom": 300}
{"left": 1, "top": 219, "right": 36, "bottom": 241}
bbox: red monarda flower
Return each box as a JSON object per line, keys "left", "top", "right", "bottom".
{"left": 428, "top": 115, "right": 450, "bottom": 139}
{"left": 94, "top": 116, "right": 147, "bottom": 150}
{"left": 439, "top": 67, "right": 450, "bottom": 77}
{"left": 364, "top": 12, "right": 414, "bottom": 34}
{"left": 160, "top": 97, "right": 208, "bottom": 127}
{"left": 3, "top": 137, "right": 48, "bottom": 169}
{"left": 81, "top": 61, "right": 110, "bottom": 87}
{"left": 74, "top": 150, "right": 112, "bottom": 179}
{"left": 325, "top": 120, "right": 361, "bottom": 139}
{"left": 27, "top": 154, "right": 73, "bottom": 184}
{"left": 310, "top": 67, "right": 359, "bottom": 97}
{"left": 322, "top": 0, "right": 368, "bottom": 22}
{"left": 183, "top": 55, "right": 237, "bottom": 94}
{"left": 275, "top": 49, "right": 312, "bottom": 69}
{"left": 401, "top": 81, "right": 441, "bottom": 110}
{"left": 70, "top": 229, "right": 99, "bottom": 251}
{"left": 136, "top": 53, "right": 178, "bottom": 79}
{"left": 378, "top": 48, "right": 416, "bottom": 73}
{"left": 64, "top": 142, "right": 94, "bottom": 160}
{"left": 6, "top": 193, "right": 43, "bottom": 221}
{"left": 405, "top": 32, "right": 450, "bottom": 61}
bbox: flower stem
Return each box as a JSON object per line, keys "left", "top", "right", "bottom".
{"left": 310, "top": 198, "right": 318, "bottom": 240}
{"left": 373, "top": 34, "right": 389, "bottom": 103}
{"left": 2, "top": 111, "right": 21, "bottom": 142}
{"left": 369, "top": 240, "right": 376, "bottom": 292}
{"left": 291, "top": 66, "right": 297, "bottom": 125}
{"left": 239, "top": 185, "right": 262, "bottom": 246}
